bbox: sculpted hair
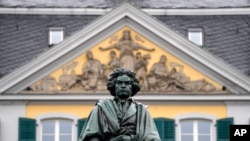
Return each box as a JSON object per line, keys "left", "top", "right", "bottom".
{"left": 120, "top": 30, "right": 133, "bottom": 41}
{"left": 107, "top": 68, "right": 141, "bottom": 96}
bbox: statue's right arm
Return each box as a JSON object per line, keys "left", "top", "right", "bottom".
{"left": 99, "top": 44, "right": 117, "bottom": 51}
{"left": 79, "top": 106, "right": 103, "bottom": 141}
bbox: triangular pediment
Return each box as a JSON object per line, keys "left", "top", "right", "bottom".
{"left": 0, "top": 3, "right": 249, "bottom": 94}
{"left": 23, "top": 27, "right": 226, "bottom": 94}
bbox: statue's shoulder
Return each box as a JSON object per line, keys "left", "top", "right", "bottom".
{"left": 134, "top": 100, "right": 148, "bottom": 109}
{"left": 95, "top": 99, "right": 113, "bottom": 107}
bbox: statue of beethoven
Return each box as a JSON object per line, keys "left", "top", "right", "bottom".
{"left": 79, "top": 68, "right": 161, "bottom": 141}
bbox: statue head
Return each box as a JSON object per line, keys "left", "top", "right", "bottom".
{"left": 86, "top": 51, "right": 93, "bottom": 60}
{"left": 159, "top": 55, "right": 167, "bottom": 64}
{"left": 110, "top": 51, "right": 117, "bottom": 58}
{"left": 143, "top": 54, "right": 151, "bottom": 60}
{"left": 121, "top": 30, "right": 132, "bottom": 41}
{"left": 135, "top": 52, "right": 142, "bottom": 59}
{"left": 107, "top": 68, "right": 140, "bottom": 98}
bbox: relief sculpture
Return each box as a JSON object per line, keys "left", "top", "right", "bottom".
{"left": 147, "top": 55, "right": 169, "bottom": 91}
{"left": 108, "top": 51, "right": 120, "bottom": 73}
{"left": 81, "top": 51, "right": 104, "bottom": 90}
{"left": 135, "top": 52, "right": 151, "bottom": 91}
{"left": 58, "top": 62, "right": 78, "bottom": 90}
{"left": 99, "top": 30, "right": 154, "bottom": 71}
{"left": 26, "top": 29, "right": 225, "bottom": 93}
{"left": 30, "top": 75, "right": 57, "bottom": 92}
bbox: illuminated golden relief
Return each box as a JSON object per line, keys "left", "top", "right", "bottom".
{"left": 24, "top": 27, "right": 228, "bottom": 93}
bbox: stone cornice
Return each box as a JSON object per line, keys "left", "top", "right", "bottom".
{"left": 1, "top": 7, "right": 250, "bottom": 15}
{"left": 0, "top": 94, "right": 250, "bottom": 101}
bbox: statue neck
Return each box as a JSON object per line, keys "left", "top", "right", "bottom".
{"left": 115, "top": 97, "right": 132, "bottom": 104}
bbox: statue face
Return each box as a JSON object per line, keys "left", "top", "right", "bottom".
{"left": 136, "top": 53, "right": 141, "bottom": 59}
{"left": 123, "top": 31, "right": 130, "bottom": 40}
{"left": 160, "top": 55, "right": 166, "bottom": 63}
{"left": 115, "top": 74, "right": 132, "bottom": 100}
{"left": 110, "top": 51, "right": 116, "bottom": 58}
{"left": 87, "top": 51, "right": 93, "bottom": 59}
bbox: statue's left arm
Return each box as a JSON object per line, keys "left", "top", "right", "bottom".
{"left": 136, "top": 104, "right": 161, "bottom": 141}
{"left": 78, "top": 106, "right": 103, "bottom": 141}
{"left": 135, "top": 42, "right": 155, "bottom": 52}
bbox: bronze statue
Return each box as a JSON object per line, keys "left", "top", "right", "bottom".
{"left": 99, "top": 30, "right": 154, "bottom": 71}
{"left": 79, "top": 68, "right": 161, "bottom": 141}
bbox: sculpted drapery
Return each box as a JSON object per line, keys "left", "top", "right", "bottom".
{"left": 79, "top": 68, "right": 161, "bottom": 141}
{"left": 79, "top": 99, "right": 160, "bottom": 141}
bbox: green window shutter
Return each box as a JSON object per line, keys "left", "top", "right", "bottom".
{"left": 216, "top": 117, "right": 234, "bottom": 141}
{"left": 18, "top": 117, "right": 36, "bottom": 141}
{"left": 164, "top": 118, "right": 175, "bottom": 141}
{"left": 154, "top": 118, "right": 175, "bottom": 141}
{"left": 154, "top": 118, "right": 164, "bottom": 139}
{"left": 78, "top": 118, "right": 87, "bottom": 138}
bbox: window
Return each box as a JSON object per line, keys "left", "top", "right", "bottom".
{"left": 188, "top": 29, "right": 203, "bottom": 46}
{"left": 49, "top": 28, "right": 64, "bottom": 47}
{"left": 41, "top": 119, "right": 73, "bottom": 141}
{"left": 180, "top": 119, "right": 211, "bottom": 141}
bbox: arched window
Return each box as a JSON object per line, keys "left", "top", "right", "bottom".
{"left": 36, "top": 113, "right": 79, "bottom": 141}
{"left": 41, "top": 119, "right": 73, "bottom": 141}
{"left": 180, "top": 119, "right": 212, "bottom": 141}
{"left": 175, "top": 113, "right": 217, "bottom": 141}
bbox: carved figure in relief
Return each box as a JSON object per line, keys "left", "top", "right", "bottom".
{"left": 134, "top": 52, "right": 151, "bottom": 90}
{"left": 99, "top": 30, "right": 154, "bottom": 71}
{"left": 108, "top": 51, "right": 120, "bottom": 72}
{"left": 96, "top": 64, "right": 109, "bottom": 90}
{"left": 168, "top": 62, "right": 217, "bottom": 92}
{"left": 82, "top": 51, "right": 103, "bottom": 90}
{"left": 42, "top": 75, "right": 57, "bottom": 91}
{"left": 30, "top": 80, "right": 43, "bottom": 91}
{"left": 148, "top": 55, "right": 169, "bottom": 91}
{"left": 159, "top": 62, "right": 190, "bottom": 91}
{"left": 165, "top": 67, "right": 192, "bottom": 91}
{"left": 185, "top": 79, "right": 216, "bottom": 92}
{"left": 58, "top": 62, "right": 78, "bottom": 91}
{"left": 30, "top": 75, "right": 57, "bottom": 92}
{"left": 201, "top": 82, "right": 216, "bottom": 92}
{"left": 150, "top": 55, "right": 169, "bottom": 77}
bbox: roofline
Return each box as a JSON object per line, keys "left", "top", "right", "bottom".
{"left": 1, "top": 7, "right": 250, "bottom": 15}
{"left": 1, "top": 94, "right": 250, "bottom": 101}
{"left": 0, "top": 3, "right": 250, "bottom": 93}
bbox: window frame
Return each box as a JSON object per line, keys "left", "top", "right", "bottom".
{"left": 41, "top": 119, "right": 73, "bottom": 141}
{"left": 175, "top": 113, "right": 216, "bottom": 141}
{"left": 188, "top": 28, "right": 204, "bottom": 47}
{"left": 180, "top": 119, "right": 212, "bottom": 141}
{"left": 36, "top": 113, "right": 78, "bottom": 141}
{"left": 48, "top": 27, "right": 64, "bottom": 47}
